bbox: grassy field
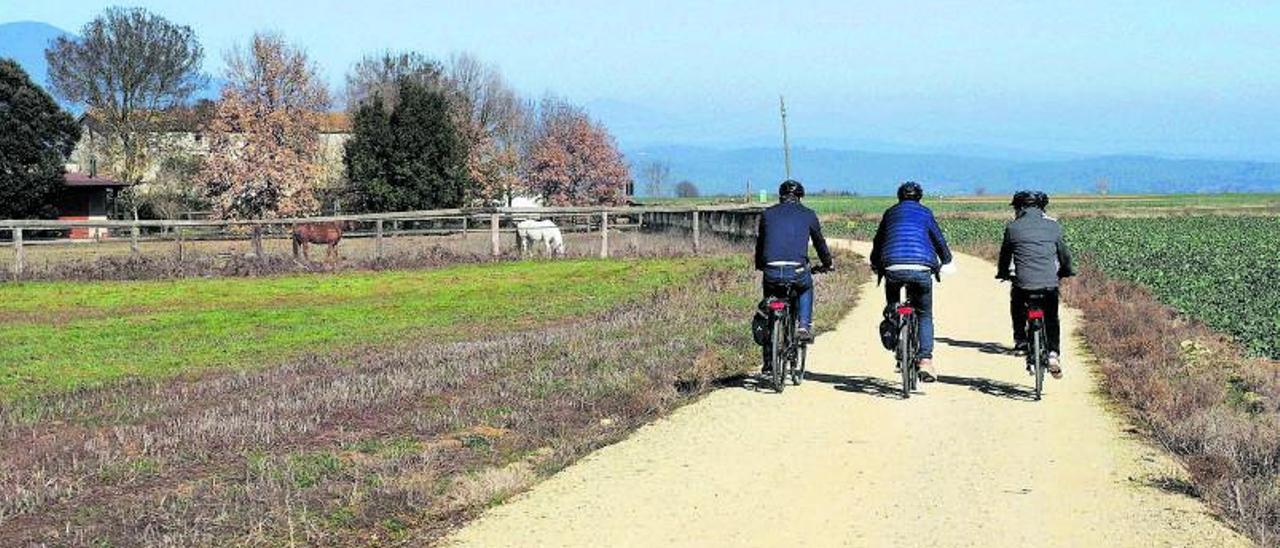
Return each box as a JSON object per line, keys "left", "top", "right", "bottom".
{"left": 0, "top": 257, "right": 714, "bottom": 400}
{"left": 0, "top": 249, "right": 868, "bottom": 545}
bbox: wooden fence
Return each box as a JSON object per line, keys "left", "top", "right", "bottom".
{"left": 0, "top": 204, "right": 763, "bottom": 277}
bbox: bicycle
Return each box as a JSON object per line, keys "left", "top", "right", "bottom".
{"left": 891, "top": 297, "right": 921, "bottom": 398}
{"left": 879, "top": 270, "right": 942, "bottom": 399}
{"left": 761, "top": 265, "right": 830, "bottom": 392}
{"left": 1022, "top": 291, "right": 1053, "bottom": 401}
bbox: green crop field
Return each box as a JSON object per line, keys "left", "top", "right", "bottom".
{"left": 833, "top": 214, "right": 1280, "bottom": 359}
{"left": 0, "top": 257, "right": 719, "bottom": 400}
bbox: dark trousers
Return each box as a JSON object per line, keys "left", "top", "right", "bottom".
{"left": 884, "top": 269, "right": 935, "bottom": 359}
{"left": 762, "top": 265, "right": 814, "bottom": 328}
{"left": 760, "top": 265, "right": 813, "bottom": 370}
{"left": 1011, "top": 287, "right": 1061, "bottom": 353}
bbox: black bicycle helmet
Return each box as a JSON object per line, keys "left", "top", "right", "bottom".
{"left": 1011, "top": 190, "right": 1039, "bottom": 209}
{"left": 1034, "top": 191, "right": 1050, "bottom": 210}
{"left": 897, "top": 181, "right": 923, "bottom": 201}
{"left": 779, "top": 179, "right": 805, "bottom": 200}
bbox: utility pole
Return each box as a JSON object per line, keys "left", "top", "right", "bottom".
{"left": 779, "top": 95, "right": 793, "bottom": 180}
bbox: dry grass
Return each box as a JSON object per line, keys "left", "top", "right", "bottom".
{"left": 1063, "top": 268, "right": 1280, "bottom": 545}
{"left": 0, "top": 247, "right": 866, "bottom": 545}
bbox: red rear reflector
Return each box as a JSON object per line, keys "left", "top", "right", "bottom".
{"left": 896, "top": 306, "right": 914, "bottom": 315}
{"left": 768, "top": 301, "right": 787, "bottom": 311}
{"left": 1028, "top": 310, "right": 1045, "bottom": 320}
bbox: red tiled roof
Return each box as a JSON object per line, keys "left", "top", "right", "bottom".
{"left": 64, "top": 173, "right": 130, "bottom": 187}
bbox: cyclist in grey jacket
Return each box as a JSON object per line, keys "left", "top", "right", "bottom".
{"left": 996, "top": 190, "right": 1075, "bottom": 377}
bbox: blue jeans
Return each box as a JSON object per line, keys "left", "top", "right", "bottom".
{"left": 884, "top": 269, "right": 935, "bottom": 359}
{"left": 762, "top": 265, "right": 814, "bottom": 329}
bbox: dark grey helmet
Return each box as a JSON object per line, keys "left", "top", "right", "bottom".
{"left": 1034, "top": 191, "right": 1050, "bottom": 209}
{"left": 779, "top": 179, "right": 805, "bottom": 199}
{"left": 1011, "top": 190, "right": 1038, "bottom": 208}
{"left": 897, "top": 181, "right": 923, "bottom": 201}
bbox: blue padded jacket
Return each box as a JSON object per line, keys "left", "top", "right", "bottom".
{"left": 869, "top": 201, "right": 953, "bottom": 271}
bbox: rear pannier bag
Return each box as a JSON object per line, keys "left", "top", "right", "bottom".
{"left": 751, "top": 300, "right": 772, "bottom": 346}
{"left": 879, "top": 305, "right": 898, "bottom": 350}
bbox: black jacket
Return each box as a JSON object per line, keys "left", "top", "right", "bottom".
{"left": 754, "top": 201, "right": 832, "bottom": 270}
{"left": 997, "top": 207, "right": 1076, "bottom": 290}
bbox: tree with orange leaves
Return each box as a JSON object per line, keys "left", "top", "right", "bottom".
{"left": 198, "top": 33, "right": 330, "bottom": 219}
{"left": 524, "top": 97, "right": 631, "bottom": 206}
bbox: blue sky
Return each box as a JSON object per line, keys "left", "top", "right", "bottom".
{"left": 4, "top": 0, "right": 1279, "bottom": 159}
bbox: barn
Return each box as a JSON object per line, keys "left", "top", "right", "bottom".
{"left": 55, "top": 172, "right": 129, "bottom": 239}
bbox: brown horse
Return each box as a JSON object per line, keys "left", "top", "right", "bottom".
{"left": 292, "top": 222, "right": 351, "bottom": 263}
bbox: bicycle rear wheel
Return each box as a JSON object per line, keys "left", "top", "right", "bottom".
{"left": 898, "top": 318, "right": 913, "bottom": 398}
{"left": 1032, "top": 327, "right": 1045, "bottom": 400}
{"left": 770, "top": 315, "right": 786, "bottom": 393}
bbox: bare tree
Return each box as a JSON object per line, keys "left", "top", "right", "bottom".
{"left": 446, "top": 52, "right": 529, "bottom": 205}
{"left": 45, "top": 6, "right": 206, "bottom": 219}
{"left": 198, "top": 33, "right": 330, "bottom": 220}
{"left": 144, "top": 151, "right": 205, "bottom": 223}
{"left": 344, "top": 51, "right": 445, "bottom": 111}
{"left": 1095, "top": 177, "right": 1111, "bottom": 195}
{"left": 642, "top": 160, "right": 671, "bottom": 198}
{"left": 674, "top": 180, "right": 700, "bottom": 198}
{"left": 525, "top": 96, "right": 631, "bottom": 206}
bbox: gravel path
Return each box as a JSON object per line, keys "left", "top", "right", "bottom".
{"left": 446, "top": 241, "right": 1247, "bottom": 547}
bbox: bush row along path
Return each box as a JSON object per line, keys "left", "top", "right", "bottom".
{"left": 445, "top": 241, "right": 1245, "bottom": 547}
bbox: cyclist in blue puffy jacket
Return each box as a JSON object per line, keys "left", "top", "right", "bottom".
{"left": 869, "top": 182, "right": 953, "bottom": 381}
{"left": 755, "top": 180, "right": 833, "bottom": 351}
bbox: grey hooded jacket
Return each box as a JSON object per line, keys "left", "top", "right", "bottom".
{"left": 996, "top": 207, "right": 1076, "bottom": 290}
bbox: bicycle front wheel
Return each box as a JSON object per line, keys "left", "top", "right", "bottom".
{"left": 794, "top": 344, "right": 807, "bottom": 385}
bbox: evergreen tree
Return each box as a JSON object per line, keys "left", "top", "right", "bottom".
{"left": 0, "top": 58, "right": 81, "bottom": 219}
{"left": 344, "top": 80, "right": 471, "bottom": 212}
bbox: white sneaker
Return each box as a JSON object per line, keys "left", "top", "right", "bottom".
{"left": 1047, "top": 352, "right": 1062, "bottom": 379}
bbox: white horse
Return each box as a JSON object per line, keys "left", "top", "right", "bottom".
{"left": 516, "top": 219, "right": 566, "bottom": 257}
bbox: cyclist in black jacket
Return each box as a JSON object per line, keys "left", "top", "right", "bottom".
{"left": 755, "top": 180, "right": 833, "bottom": 347}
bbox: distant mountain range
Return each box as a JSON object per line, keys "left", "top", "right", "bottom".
{"left": 627, "top": 145, "right": 1280, "bottom": 196}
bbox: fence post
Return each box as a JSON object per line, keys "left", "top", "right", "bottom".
{"left": 462, "top": 216, "right": 469, "bottom": 239}
{"left": 130, "top": 222, "right": 140, "bottom": 254}
{"left": 12, "top": 228, "right": 24, "bottom": 279}
{"left": 176, "top": 226, "right": 185, "bottom": 262}
{"left": 251, "top": 225, "right": 264, "bottom": 258}
{"left": 599, "top": 211, "right": 609, "bottom": 258}
{"left": 490, "top": 213, "right": 500, "bottom": 257}
{"left": 375, "top": 219, "right": 385, "bottom": 260}
{"left": 692, "top": 210, "right": 701, "bottom": 254}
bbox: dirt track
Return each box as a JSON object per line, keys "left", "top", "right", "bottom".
{"left": 446, "top": 241, "right": 1247, "bottom": 547}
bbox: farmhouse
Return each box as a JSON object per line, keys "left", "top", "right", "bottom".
{"left": 63, "top": 108, "right": 352, "bottom": 215}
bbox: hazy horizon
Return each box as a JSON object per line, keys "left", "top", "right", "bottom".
{"left": 4, "top": 1, "right": 1279, "bottom": 162}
